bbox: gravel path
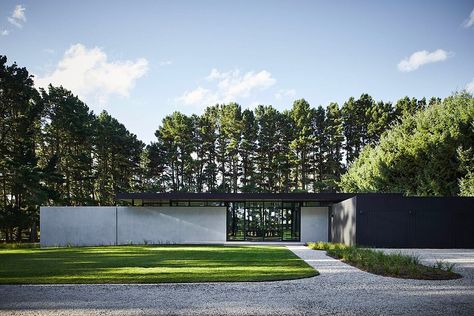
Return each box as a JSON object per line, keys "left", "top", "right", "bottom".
{"left": 0, "top": 246, "right": 473, "bottom": 315}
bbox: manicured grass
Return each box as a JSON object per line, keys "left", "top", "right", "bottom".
{"left": 0, "top": 245, "right": 318, "bottom": 284}
{"left": 307, "top": 242, "right": 461, "bottom": 280}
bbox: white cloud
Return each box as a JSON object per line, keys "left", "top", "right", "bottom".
{"left": 398, "top": 49, "right": 451, "bottom": 72}
{"left": 35, "top": 43, "right": 149, "bottom": 105}
{"left": 1, "top": 30, "right": 9, "bottom": 36}
{"left": 466, "top": 78, "right": 474, "bottom": 93}
{"left": 275, "top": 89, "right": 296, "bottom": 100}
{"left": 179, "top": 68, "right": 276, "bottom": 107}
{"left": 8, "top": 5, "right": 26, "bottom": 28}
{"left": 179, "top": 86, "right": 217, "bottom": 106}
{"left": 463, "top": 8, "right": 474, "bottom": 28}
{"left": 181, "top": 68, "right": 276, "bottom": 106}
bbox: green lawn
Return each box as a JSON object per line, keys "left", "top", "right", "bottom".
{"left": 0, "top": 245, "right": 318, "bottom": 284}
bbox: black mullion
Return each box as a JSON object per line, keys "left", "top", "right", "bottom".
{"left": 297, "top": 202, "right": 301, "bottom": 241}
{"left": 244, "top": 201, "right": 247, "bottom": 241}
{"left": 280, "top": 201, "right": 283, "bottom": 242}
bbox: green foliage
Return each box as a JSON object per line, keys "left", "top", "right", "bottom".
{"left": 40, "top": 85, "right": 96, "bottom": 205}
{"left": 458, "top": 144, "right": 474, "bottom": 196}
{"left": 0, "top": 245, "right": 318, "bottom": 284}
{"left": 94, "top": 111, "right": 144, "bottom": 204}
{"left": 0, "top": 242, "right": 39, "bottom": 249}
{"left": 290, "top": 99, "right": 314, "bottom": 190}
{"left": 434, "top": 260, "right": 456, "bottom": 273}
{"left": 340, "top": 92, "right": 474, "bottom": 196}
{"left": 0, "top": 55, "right": 44, "bottom": 242}
{"left": 240, "top": 109, "right": 258, "bottom": 192}
{"left": 307, "top": 242, "right": 460, "bottom": 280}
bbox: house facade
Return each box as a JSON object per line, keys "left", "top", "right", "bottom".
{"left": 40, "top": 192, "right": 474, "bottom": 248}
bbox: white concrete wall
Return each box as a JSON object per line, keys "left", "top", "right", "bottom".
{"left": 40, "top": 206, "right": 226, "bottom": 247}
{"left": 117, "top": 206, "right": 226, "bottom": 244}
{"left": 300, "top": 206, "right": 329, "bottom": 243}
{"left": 40, "top": 206, "right": 117, "bottom": 247}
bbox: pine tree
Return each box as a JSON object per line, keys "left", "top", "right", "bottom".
{"left": 41, "top": 85, "right": 95, "bottom": 206}
{"left": 310, "top": 106, "right": 326, "bottom": 192}
{"left": 201, "top": 106, "right": 219, "bottom": 192}
{"left": 0, "top": 56, "right": 45, "bottom": 241}
{"left": 289, "top": 99, "right": 314, "bottom": 191}
{"left": 240, "top": 109, "right": 258, "bottom": 192}
{"left": 95, "top": 111, "right": 144, "bottom": 203}
{"left": 324, "top": 102, "right": 344, "bottom": 191}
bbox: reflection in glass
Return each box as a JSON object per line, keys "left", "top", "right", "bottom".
{"left": 227, "top": 201, "right": 301, "bottom": 241}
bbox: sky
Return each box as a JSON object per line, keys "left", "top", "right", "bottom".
{"left": 1, "top": 0, "right": 474, "bottom": 144}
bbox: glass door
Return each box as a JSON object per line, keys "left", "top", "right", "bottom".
{"left": 227, "top": 202, "right": 245, "bottom": 241}
{"left": 282, "top": 206, "right": 300, "bottom": 241}
{"left": 226, "top": 201, "right": 301, "bottom": 242}
{"left": 263, "top": 203, "right": 282, "bottom": 241}
{"left": 245, "top": 207, "right": 263, "bottom": 241}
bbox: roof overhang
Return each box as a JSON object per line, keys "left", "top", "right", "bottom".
{"left": 115, "top": 192, "right": 403, "bottom": 204}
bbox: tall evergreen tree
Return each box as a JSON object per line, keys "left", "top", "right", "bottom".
{"left": 324, "top": 102, "right": 344, "bottom": 191}
{"left": 95, "top": 111, "right": 144, "bottom": 204}
{"left": 155, "top": 112, "right": 193, "bottom": 192}
{"left": 200, "top": 106, "right": 219, "bottom": 192}
{"left": 40, "top": 85, "right": 95, "bottom": 206}
{"left": 366, "top": 100, "right": 395, "bottom": 144}
{"left": 274, "top": 111, "right": 295, "bottom": 192}
{"left": 394, "top": 96, "right": 426, "bottom": 121}
{"left": 255, "top": 105, "right": 280, "bottom": 192}
{"left": 0, "top": 56, "right": 45, "bottom": 241}
{"left": 240, "top": 109, "right": 258, "bottom": 192}
{"left": 310, "top": 106, "right": 326, "bottom": 192}
{"left": 290, "top": 99, "right": 314, "bottom": 191}
{"left": 219, "top": 103, "right": 242, "bottom": 193}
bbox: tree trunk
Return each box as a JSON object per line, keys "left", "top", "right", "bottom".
{"left": 29, "top": 220, "right": 37, "bottom": 242}
{"left": 16, "top": 228, "right": 22, "bottom": 242}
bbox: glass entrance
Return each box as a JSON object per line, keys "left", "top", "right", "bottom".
{"left": 263, "top": 203, "right": 282, "bottom": 241}
{"left": 227, "top": 201, "right": 301, "bottom": 242}
{"left": 245, "top": 207, "right": 263, "bottom": 241}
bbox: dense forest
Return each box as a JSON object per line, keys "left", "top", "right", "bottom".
{"left": 0, "top": 55, "right": 472, "bottom": 241}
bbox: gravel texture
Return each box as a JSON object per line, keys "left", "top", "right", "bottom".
{"left": 0, "top": 246, "right": 473, "bottom": 315}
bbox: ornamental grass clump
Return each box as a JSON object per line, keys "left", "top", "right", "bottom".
{"left": 307, "top": 241, "right": 461, "bottom": 280}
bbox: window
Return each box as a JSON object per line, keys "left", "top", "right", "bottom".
{"left": 226, "top": 201, "right": 301, "bottom": 242}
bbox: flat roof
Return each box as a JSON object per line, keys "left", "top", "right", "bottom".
{"left": 115, "top": 192, "right": 403, "bottom": 203}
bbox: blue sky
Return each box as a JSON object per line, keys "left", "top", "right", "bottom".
{"left": 1, "top": 0, "right": 473, "bottom": 143}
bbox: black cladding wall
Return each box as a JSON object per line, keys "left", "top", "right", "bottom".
{"left": 331, "top": 195, "right": 474, "bottom": 248}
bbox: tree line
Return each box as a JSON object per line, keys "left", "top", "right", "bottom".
{"left": 0, "top": 55, "right": 446, "bottom": 241}
{"left": 340, "top": 92, "right": 474, "bottom": 196}
{"left": 146, "top": 93, "right": 440, "bottom": 193}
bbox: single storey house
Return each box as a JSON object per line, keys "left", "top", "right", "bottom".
{"left": 40, "top": 192, "right": 474, "bottom": 248}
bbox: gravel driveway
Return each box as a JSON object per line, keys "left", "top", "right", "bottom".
{"left": 1, "top": 246, "right": 473, "bottom": 315}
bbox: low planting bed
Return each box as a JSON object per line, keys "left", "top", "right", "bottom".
{"left": 0, "top": 245, "right": 318, "bottom": 284}
{"left": 307, "top": 242, "right": 461, "bottom": 280}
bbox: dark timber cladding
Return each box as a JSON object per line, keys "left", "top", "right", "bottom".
{"left": 331, "top": 194, "right": 474, "bottom": 248}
